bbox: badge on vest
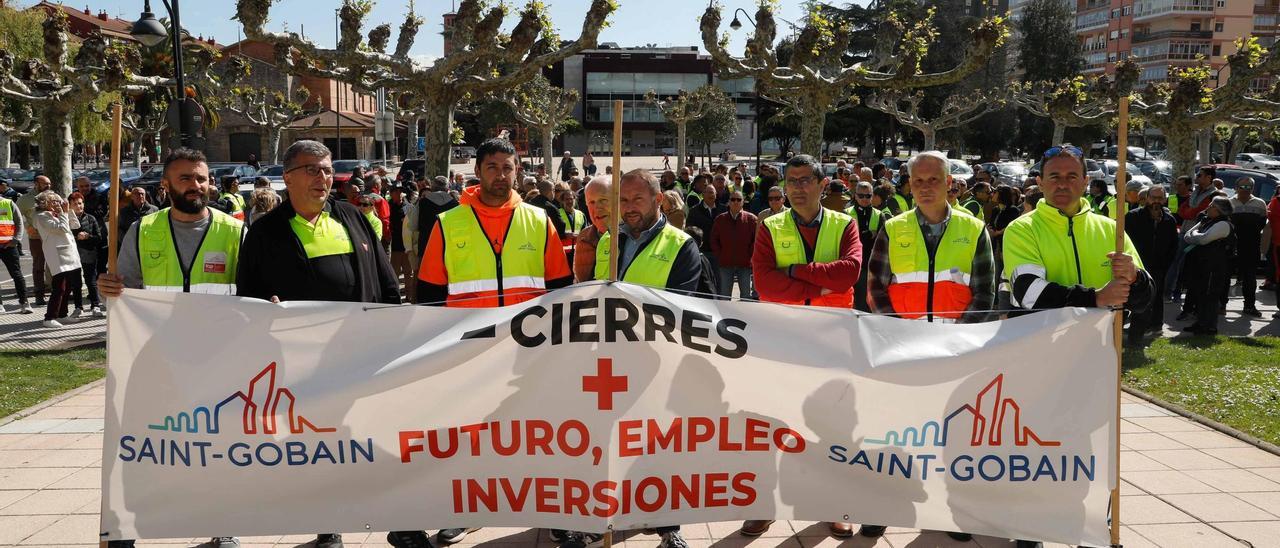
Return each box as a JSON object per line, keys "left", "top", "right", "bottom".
{"left": 949, "top": 267, "right": 965, "bottom": 284}
{"left": 519, "top": 242, "right": 537, "bottom": 252}
{"left": 203, "top": 252, "right": 228, "bottom": 274}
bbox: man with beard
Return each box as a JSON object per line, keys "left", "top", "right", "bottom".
{"left": 1124, "top": 185, "right": 1179, "bottom": 343}
{"left": 99, "top": 148, "right": 244, "bottom": 298}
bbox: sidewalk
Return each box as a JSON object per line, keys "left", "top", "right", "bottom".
{"left": 2, "top": 383, "right": 1278, "bottom": 547}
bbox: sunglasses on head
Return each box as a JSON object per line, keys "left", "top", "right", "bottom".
{"left": 1043, "top": 145, "right": 1084, "bottom": 158}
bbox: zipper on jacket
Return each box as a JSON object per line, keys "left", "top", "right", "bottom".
{"left": 926, "top": 249, "right": 936, "bottom": 323}
{"left": 1067, "top": 216, "right": 1083, "bottom": 285}
{"left": 495, "top": 255, "right": 504, "bottom": 306}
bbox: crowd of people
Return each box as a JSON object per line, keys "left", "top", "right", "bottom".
{"left": 3, "top": 138, "right": 1278, "bottom": 548}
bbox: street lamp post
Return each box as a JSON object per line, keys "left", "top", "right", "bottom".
{"left": 131, "top": 0, "right": 195, "bottom": 149}
{"left": 728, "top": 8, "right": 769, "bottom": 174}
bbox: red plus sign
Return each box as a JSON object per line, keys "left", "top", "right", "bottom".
{"left": 582, "top": 358, "right": 628, "bottom": 411}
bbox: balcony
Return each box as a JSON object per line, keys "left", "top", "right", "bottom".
{"left": 1133, "top": 0, "right": 1216, "bottom": 22}
{"left": 1076, "top": 8, "right": 1111, "bottom": 31}
{"left": 1131, "top": 30, "right": 1213, "bottom": 43}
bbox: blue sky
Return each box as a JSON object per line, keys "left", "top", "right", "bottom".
{"left": 33, "top": 0, "right": 868, "bottom": 64}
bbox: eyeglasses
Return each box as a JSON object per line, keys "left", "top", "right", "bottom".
{"left": 1043, "top": 145, "right": 1083, "bottom": 158}
{"left": 286, "top": 164, "right": 335, "bottom": 177}
{"left": 768, "top": 196, "right": 783, "bottom": 201}
{"left": 729, "top": 197, "right": 743, "bottom": 202}
{"left": 855, "top": 193, "right": 872, "bottom": 199}
{"left": 1238, "top": 185, "right": 1253, "bottom": 190}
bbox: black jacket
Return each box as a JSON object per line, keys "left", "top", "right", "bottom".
{"left": 73, "top": 212, "right": 102, "bottom": 265}
{"left": 528, "top": 194, "right": 567, "bottom": 239}
{"left": 415, "top": 191, "right": 459, "bottom": 257}
{"left": 1125, "top": 206, "right": 1179, "bottom": 275}
{"left": 237, "top": 198, "right": 400, "bottom": 304}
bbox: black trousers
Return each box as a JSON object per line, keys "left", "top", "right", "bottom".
{"left": 1189, "top": 263, "right": 1227, "bottom": 331}
{"left": 0, "top": 245, "right": 28, "bottom": 306}
{"left": 46, "top": 269, "right": 78, "bottom": 321}
{"left": 74, "top": 260, "right": 100, "bottom": 309}
{"left": 1235, "top": 249, "right": 1260, "bottom": 309}
{"left": 1129, "top": 270, "right": 1166, "bottom": 340}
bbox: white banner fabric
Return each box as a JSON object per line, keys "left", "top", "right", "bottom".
{"left": 102, "top": 283, "right": 1117, "bottom": 546}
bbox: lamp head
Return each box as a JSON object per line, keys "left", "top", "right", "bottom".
{"left": 131, "top": 9, "right": 168, "bottom": 48}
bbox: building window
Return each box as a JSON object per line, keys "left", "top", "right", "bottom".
{"left": 1214, "top": 22, "right": 1224, "bottom": 32}
{"left": 1120, "top": 28, "right": 1129, "bottom": 37}
{"left": 1191, "top": 21, "right": 1201, "bottom": 31}
{"left": 1213, "top": 44, "right": 1222, "bottom": 56}
{"left": 1111, "top": 9, "right": 1120, "bottom": 18}
{"left": 1123, "top": 5, "right": 1132, "bottom": 15}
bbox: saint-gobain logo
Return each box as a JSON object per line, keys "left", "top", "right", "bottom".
{"left": 864, "top": 374, "right": 1060, "bottom": 448}
{"left": 147, "top": 362, "right": 336, "bottom": 435}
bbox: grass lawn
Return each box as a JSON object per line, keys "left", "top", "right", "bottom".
{"left": 0, "top": 346, "right": 106, "bottom": 419}
{"left": 1124, "top": 336, "right": 1280, "bottom": 446}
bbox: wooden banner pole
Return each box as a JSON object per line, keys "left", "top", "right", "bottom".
{"left": 606, "top": 99, "right": 623, "bottom": 283}
{"left": 1110, "top": 95, "right": 1131, "bottom": 548}
{"left": 99, "top": 101, "right": 122, "bottom": 548}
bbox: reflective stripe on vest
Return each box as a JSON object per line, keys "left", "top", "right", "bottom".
{"left": 762, "top": 208, "right": 854, "bottom": 308}
{"left": 594, "top": 223, "right": 690, "bottom": 288}
{"left": 844, "top": 205, "right": 882, "bottom": 233}
{"left": 884, "top": 207, "right": 984, "bottom": 321}
{"left": 221, "top": 193, "right": 246, "bottom": 221}
{"left": 439, "top": 202, "right": 548, "bottom": 307}
{"left": 0, "top": 199, "right": 15, "bottom": 244}
{"left": 137, "top": 208, "right": 243, "bottom": 295}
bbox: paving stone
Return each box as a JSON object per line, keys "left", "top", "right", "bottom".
{"left": 1120, "top": 403, "right": 1174, "bottom": 418}
{"left": 19, "top": 514, "right": 102, "bottom": 545}
{"left": 0, "top": 514, "right": 62, "bottom": 544}
{"left": 0, "top": 489, "right": 35, "bottom": 510}
{"left": 1118, "top": 433, "right": 1188, "bottom": 451}
{"left": 0, "top": 467, "right": 78, "bottom": 490}
{"left": 1140, "top": 449, "right": 1235, "bottom": 470}
{"left": 1119, "top": 451, "right": 1171, "bottom": 472}
{"left": 1161, "top": 493, "right": 1277, "bottom": 521}
{"left": 1183, "top": 469, "right": 1280, "bottom": 493}
{"left": 709, "top": 520, "right": 795, "bottom": 539}
{"left": 1159, "top": 430, "right": 1252, "bottom": 449}
{"left": 1116, "top": 495, "right": 1196, "bottom": 524}
{"left": 0, "top": 434, "right": 32, "bottom": 449}
{"left": 1211, "top": 520, "right": 1280, "bottom": 548}
{"left": 1123, "top": 470, "right": 1219, "bottom": 494}
{"left": 25, "top": 406, "right": 106, "bottom": 421}
{"left": 1124, "top": 417, "right": 1208, "bottom": 433}
{"left": 1234, "top": 491, "right": 1280, "bottom": 517}
{"left": 0, "top": 419, "right": 72, "bottom": 434}
{"left": 43, "top": 419, "right": 104, "bottom": 434}
{"left": 47, "top": 467, "right": 101, "bottom": 489}
{"left": 3, "top": 434, "right": 93, "bottom": 450}
{"left": 0, "top": 489, "right": 98, "bottom": 516}
{"left": 1128, "top": 523, "right": 1243, "bottom": 548}
{"left": 0, "top": 449, "right": 101, "bottom": 468}
{"left": 1200, "top": 447, "right": 1280, "bottom": 469}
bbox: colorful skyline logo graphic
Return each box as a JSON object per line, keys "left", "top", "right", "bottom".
{"left": 866, "top": 374, "right": 1060, "bottom": 448}
{"left": 148, "top": 362, "right": 337, "bottom": 435}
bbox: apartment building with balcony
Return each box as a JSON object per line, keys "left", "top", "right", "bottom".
{"left": 1076, "top": 0, "right": 1271, "bottom": 87}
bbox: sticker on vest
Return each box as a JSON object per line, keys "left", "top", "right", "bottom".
{"left": 950, "top": 267, "right": 965, "bottom": 284}
{"left": 519, "top": 242, "right": 537, "bottom": 252}
{"left": 203, "top": 251, "right": 228, "bottom": 274}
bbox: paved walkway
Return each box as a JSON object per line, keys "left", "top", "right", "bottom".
{"left": 2, "top": 382, "right": 1279, "bottom": 548}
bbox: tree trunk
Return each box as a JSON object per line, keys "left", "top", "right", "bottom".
{"left": 1052, "top": 120, "right": 1066, "bottom": 146}
{"left": 1224, "top": 127, "right": 1244, "bottom": 165}
{"left": 800, "top": 112, "right": 824, "bottom": 158}
{"left": 422, "top": 97, "right": 455, "bottom": 179}
{"left": 0, "top": 131, "right": 10, "bottom": 169}
{"left": 542, "top": 125, "right": 554, "bottom": 173}
{"left": 17, "top": 140, "right": 30, "bottom": 170}
{"left": 131, "top": 137, "right": 145, "bottom": 168}
{"left": 269, "top": 125, "right": 285, "bottom": 165}
{"left": 406, "top": 115, "right": 420, "bottom": 160}
{"left": 1164, "top": 126, "right": 1196, "bottom": 181}
{"left": 1198, "top": 129, "right": 1212, "bottom": 166}
{"left": 676, "top": 121, "right": 688, "bottom": 170}
{"left": 921, "top": 127, "right": 937, "bottom": 151}
{"left": 38, "top": 107, "right": 74, "bottom": 196}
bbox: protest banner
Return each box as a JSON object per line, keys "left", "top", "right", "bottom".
{"left": 102, "top": 283, "right": 1116, "bottom": 546}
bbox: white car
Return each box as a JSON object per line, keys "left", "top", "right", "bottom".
{"left": 1102, "top": 160, "right": 1153, "bottom": 191}
{"left": 1235, "top": 153, "right": 1280, "bottom": 172}
{"left": 993, "top": 162, "right": 1029, "bottom": 187}
{"left": 948, "top": 159, "right": 973, "bottom": 184}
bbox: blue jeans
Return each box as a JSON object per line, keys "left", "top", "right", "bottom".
{"left": 717, "top": 266, "right": 753, "bottom": 300}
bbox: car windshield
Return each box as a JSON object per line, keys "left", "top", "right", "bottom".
{"left": 261, "top": 165, "right": 284, "bottom": 176}
{"left": 997, "top": 164, "right": 1025, "bottom": 175}
{"left": 1085, "top": 159, "right": 1100, "bottom": 172}
{"left": 11, "top": 170, "right": 35, "bottom": 181}
{"left": 949, "top": 161, "right": 973, "bottom": 175}
{"left": 143, "top": 166, "right": 164, "bottom": 176}
{"left": 333, "top": 160, "right": 363, "bottom": 172}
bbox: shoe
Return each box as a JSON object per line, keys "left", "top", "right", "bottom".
{"left": 658, "top": 530, "right": 688, "bottom": 548}
{"left": 42, "top": 319, "right": 63, "bottom": 328}
{"left": 559, "top": 532, "right": 602, "bottom": 548}
{"left": 855, "top": 524, "right": 884, "bottom": 538}
{"left": 92, "top": 306, "right": 105, "bottom": 317}
{"left": 71, "top": 308, "right": 83, "bottom": 318}
{"left": 1015, "top": 541, "right": 1043, "bottom": 548}
{"left": 548, "top": 530, "right": 568, "bottom": 543}
{"left": 437, "top": 528, "right": 479, "bottom": 545}
{"left": 1243, "top": 307, "right": 1262, "bottom": 317}
{"left": 739, "top": 520, "right": 774, "bottom": 537}
{"left": 947, "top": 532, "right": 973, "bottom": 541}
{"left": 387, "top": 531, "right": 432, "bottom": 548}
{"left": 19, "top": 304, "right": 33, "bottom": 314}
{"left": 315, "top": 533, "right": 343, "bottom": 548}
{"left": 1175, "top": 311, "right": 1193, "bottom": 321}
{"left": 34, "top": 299, "right": 45, "bottom": 307}
{"left": 107, "top": 542, "right": 135, "bottom": 548}
{"left": 211, "top": 537, "right": 239, "bottom": 548}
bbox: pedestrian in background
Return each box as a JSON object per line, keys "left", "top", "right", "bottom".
{"left": 31, "top": 191, "right": 81, "bottom": 328}
{"left": 67, "top": 192, "right": 103, "bottom": 318}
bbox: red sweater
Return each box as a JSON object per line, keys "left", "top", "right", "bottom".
{"left": 710, "top": 210, "right": 758, "bottom": 267}
{"left": 751, "top": 214, "right": 862, "bottom": 303}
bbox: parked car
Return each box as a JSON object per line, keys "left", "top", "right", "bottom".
{"left": 991, "top": 162, "right": 1030, "bottom": 187}
{"left": 90, "top": 166, "right": 144, "bottom": 194}
{"left": 1028, "top": 158, "right": 1105, "bottom": 183}
{"left": 396, "top": 159, "right": 426, "bottom": 185}
{"left": 948, "top": 159, "right": 973, "bottom": 184}
{"left": 332, "top": 159, "right": 371, "bottom": 185}
{"left": 1234, "top": 153, "right": 1280, "bottom": 173}
{"left": 5, "top": 169, "right": 38, "bottom": 193}
{"left": 1212, "top": 167, "right": 1278, "bottom": 201}
{"left": 208, "top": 163, "right": 260, "bottom": 182}
{"left": 1134, "top": 160, "right": 1173, "bottom": 187}
{"left": 1105, "top": 145, "right": 1154, "bottom": 161}
{"left": 1101, "top": 160, "right": 1153, "bottom": 191}
{"left": 451, "top": 146, "right": 476, "bottom": 160}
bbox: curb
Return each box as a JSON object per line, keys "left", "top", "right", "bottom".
{"left": 1123, "top": 385, "right": 1280, "bottom": 458}
{"left": 0, "top": 378, "right": 106, "bottom": 428}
